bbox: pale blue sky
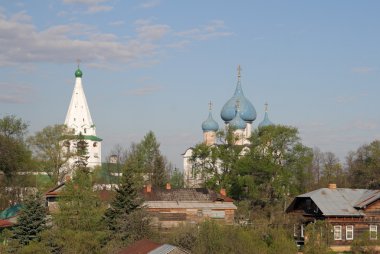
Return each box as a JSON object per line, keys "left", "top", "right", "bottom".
{"left": 1, "top": 1, "right": 380, "bottom": 168}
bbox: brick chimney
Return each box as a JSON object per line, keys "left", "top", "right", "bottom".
{"left": 220, "top": 188, "right": 226, "bottom": 196}
{"left": 328, "top": 183, "right": 337, "bottom": 189}
{"left": 146, "top": 184, "right": 152, "bottom": 193}
{"left": 166, "top": 183, "right": 171, "bottom": 190}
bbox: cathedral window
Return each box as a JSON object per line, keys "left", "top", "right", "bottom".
{"left": 93, "top": 142, "right": 97, "bottom": 147}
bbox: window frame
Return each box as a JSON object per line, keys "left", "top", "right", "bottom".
{"left": 346, "top": 225, "right": 354, "bottom": 240}
{"left": 334, "top": 225, "right": 342, "bottom": 240}
{"left": 370, "top": 225, "right": 378, "bottom": 240}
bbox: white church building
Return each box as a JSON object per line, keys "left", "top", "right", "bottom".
{"left": 61, "top": 66, "right": 102, "bottom": 180}
{"left": 183, "top": 66, "right": 274, "bottom": 187}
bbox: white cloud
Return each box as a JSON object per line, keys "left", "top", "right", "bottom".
{"left": 125, "top": 85, "right": 162, "bottom": 96}
{"left": 62, "top": 0, "right": 113, "bottom": 14}
{"left": 0, "top": 82, "right": 34, "bottom": 104}
{"left": 135, "top": 20, "right": 170, "bottom": 41}
{"left": 352, "top": 66, "right": 375, "bottom": 74}
{"left": 0, "top": 12, "right": 158, "bottom": 67}
{"left": 0, "top": 10, "right": 231, "bottom": 68}
{"left": 86, "top": 5, "right": 113, "bottom": 13}
{"left": 139, "top": 0, "right": 160, "bottom": 9}
{"left": 109, "top": 20, "right": 125, "bottom": 26}
{"left": 63, "top": 0, "right": 108, "bottom": 5}
{"left": 177, "top": 20, "right": 233, "bottom": 40}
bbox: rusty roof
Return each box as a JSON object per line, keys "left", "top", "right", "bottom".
{"left": 118, "top": 239, "right": 161, "bottom": 254}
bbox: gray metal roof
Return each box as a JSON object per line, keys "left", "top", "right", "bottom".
{"left": 148, "top": 244, "right": 188, "bottom": 254}
{"left": 296, "top": 188, "right": 380, "bottom": 217}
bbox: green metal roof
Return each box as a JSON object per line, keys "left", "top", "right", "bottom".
{"left": 83, "top": 135, "right": 103, "bottom": 141}
{"left": 0, "top": 204, "right": 22, "bottom": 219}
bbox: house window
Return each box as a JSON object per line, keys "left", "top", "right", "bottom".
{"left": 370, "top": 225, "right": 377, "bottom": 240}
{"left": 334, "top": 225, "right": 342, "bottom": 240}
{"left": 346, "top": 225, "right": 354, "bottom": 240}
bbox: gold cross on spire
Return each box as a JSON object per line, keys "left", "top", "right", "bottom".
{"left": 76, "top": 59, "right": 81, "bottom": 68}
{"left": 208, "top": 101, "right": 213, "bottom": 111}
{"left": 265, "top": 102, "right": 268, "bottom": 112}
{"left": 237, "top": 65, "right": 242, "bottom": 81}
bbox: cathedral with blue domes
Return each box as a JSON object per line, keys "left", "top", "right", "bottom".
{"left": 183, "top": 66, "right": 274, "bottom": 187}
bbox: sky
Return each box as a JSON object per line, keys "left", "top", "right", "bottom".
{"left": 1, "top": 0, "right": 380, "bottom": 169}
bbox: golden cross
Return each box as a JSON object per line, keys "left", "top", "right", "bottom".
{"left": 208, "top": 101, "right": 213, "bottom": 111}
{"left": 265, "top": 102, "right": 268, "bottom": 112}
{"left": 76, "top": 59, "right": 81, "bottom": 68}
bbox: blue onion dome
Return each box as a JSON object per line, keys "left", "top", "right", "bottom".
{"left": 258, "top": 103, "right": 274, "bottom": 128}
{"left": 229, "top": 102, "right": 247, "bottom": 130}
{"left": 202, "top": 102, "right": 219, "bottom": 132}
{"left": 220, "top": 66, "right": 256, "bottom": 123}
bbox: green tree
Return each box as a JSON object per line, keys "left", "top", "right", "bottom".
{"left": 319, "top": 151, "right": 345, "bottom": 188}
{"left": 73, "top": 133, "right": 90, "bottom": 172}
{"left": 303, "top": 221, "right": 333, "bottom": 254}
{"left": 49, "top": 170, "right": 106, "bottom": 253}
{"left": 190, "top": 125, "right": 313, "bottom": 208}
{"left": 104, "top": 166, "right": 150, "bottom": 245}
{"left": 347, "top": 140, "right": 380, "bottom": 188}
{"left": 55, "top": 171, "right": 103, "bottom": 231}
{"left": 0, "top": 115, "right": 32, "bottom": 208}
{"left": 136, "top": 131, "right": 168, "bottom": 187}
{"left": 28, "top": 124, "right": 75, "bottom": 184}
{"left": 0, "top": 115, "right": 28, "bottom": 140}
{"left": 169, "top": 168, "right": 185, "bottom": 188}
{"left": 11, "top": 193, "right": 47, "bottom": 246}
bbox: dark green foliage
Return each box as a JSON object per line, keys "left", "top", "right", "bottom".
{"left": 46, "top": 170, "right": 107, "bottom": 254}
{"left": 190, "top": 125, "right": 314, "bottom": 209}
{"left": 347, "top": 140, "right": 380, "bottom": 189}
{"left": 55, "top": 170, "right": 104, "bottom": 231}
{"left": 0, "top": 136, "right": 31, "bottom": 179}
{"left": 73, "top": 133, "right": 90, "bottom": 172}
{"left": 103, "top": 167, "right": 151, "bottom": 246}
{"left": 0, "top": 115, "right": 31, "bottom": 180}
{"left": 129, "top": 131, "right": 169, "bottom": 187}
{"left": 104, "top": 168, "right": 143, "bottom": 231}
{"left": 0, "top": 115, "right": 28, "bottom": 140}
{"left": 12, "top": 193, "right": 46, "bottom": 246}
{"left": 116, "top": 209, "right": 152, "bottom": 244}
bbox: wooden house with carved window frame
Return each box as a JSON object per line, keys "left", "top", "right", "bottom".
{"left": 286, "top": 184, "right": 380, "bottom": 252}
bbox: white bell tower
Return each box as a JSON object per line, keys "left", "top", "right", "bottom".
{"left": 63, "top": 63, "right": 102, "bottom": 177}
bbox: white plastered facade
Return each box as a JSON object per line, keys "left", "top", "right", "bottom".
{"left": 61, "top": 73, "right": 102, "bottom": 179}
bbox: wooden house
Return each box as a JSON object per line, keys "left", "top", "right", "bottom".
{"left": 45, "top": 182, "right": 237, "bottom": 228}
{"left": 286, "top": 183, "right": 380, "bottom": 252}
{"left": 142, "top": 184, "right": 237, "bottom": 228}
